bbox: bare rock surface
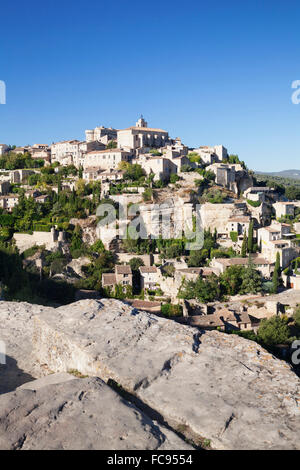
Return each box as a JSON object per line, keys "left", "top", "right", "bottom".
{"left": 30, "top": 298, "right": 300, "bottom": 450}
{"left": 0, "top": 301, "right": 53, "bottom": 394}
{"left": 0, "top": 377, "right": 191, "bottom": 450}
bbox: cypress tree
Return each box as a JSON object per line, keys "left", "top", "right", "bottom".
{"left": 272, "top": 252, "right": 281, "bottom": 294}
{"left": 247, "top": 220, "right": 254, "bottom": 253}
{"left": 241, "top": 231, "right": 247, "bottom": 257}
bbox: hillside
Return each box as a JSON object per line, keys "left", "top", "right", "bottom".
{"left": 256, "top": 169, "right": 300, "bottom": 179}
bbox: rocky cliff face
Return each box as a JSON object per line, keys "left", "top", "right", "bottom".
{"left": 0, "top": 299, "right": 300, "bottom": 450}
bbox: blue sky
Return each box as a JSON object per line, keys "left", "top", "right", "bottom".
{"left": 0, "top": 0, "right": 299, "bottom": 171}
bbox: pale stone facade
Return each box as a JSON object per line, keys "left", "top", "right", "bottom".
{"left": 273, "top": 202, "right": 295, "bottom": 219}
{"left": 102, "top": 265, "right": 133, "bottom": 291}
{"left": 117, "top": 117, "right": 169, "bottom": 151}
{"left": 82, "top": 167, "right": 124, "bottom": 183}
{"left": 210, "top": 256, "right": 273, "bottom": 278}
{"left": 192, "top": 145, "right": 227, "bottom": 165}
{"left": 85, "top": 126, "right": 117, "bottom": 144}
{"left": 139, "top": 266, "right": 159, "bottom": 291}
{"left": 257, "top": 222, "right": 296, "bottom": 268}
{"left": 0, "top": 194, "right": 19, "bottom": 211}
{"left": 83, "top": 149, "right": 131, "bottom": 170}
{"left": 51, "top": 140, "right": 105, "bottom": 167}
{"left": 13, "top": 228, "right": 66, "bottom": 253}
{"left": 226, "top": 216, "right": 251, "bottom": 239}
{"left": 10, "top": 169, "right": 35, "bottom": 183}
{"left": 0, "top": 144, "right": 8, "bottom": 156}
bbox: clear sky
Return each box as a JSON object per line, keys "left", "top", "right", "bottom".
{"left": 1, "top": 0, "right": 300, "bottom": 172}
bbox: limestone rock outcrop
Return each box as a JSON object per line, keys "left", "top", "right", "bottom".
{"left": 1, "top": 298, "right": 300, "bottom": 450}
{"left": 31, "top": 299, "right": 300, "bottom": 450}
{"left": 0, "top": 376, "right": 191, "bottom": 450}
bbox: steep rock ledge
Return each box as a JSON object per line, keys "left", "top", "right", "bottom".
{"left": 0, "top": 376, "right": 192, "bottom": 450}
{"left": 28, "top": 298, "right": 300, "bottom": 450}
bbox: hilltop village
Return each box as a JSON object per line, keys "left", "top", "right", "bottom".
{"left": 1, "top": 117, "right": 300, "bottom": 355}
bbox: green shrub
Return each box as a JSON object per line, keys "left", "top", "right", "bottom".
{"left": 230, "top": 231, "right": 238, "bottom": 242}
{"left": 247, "top": 199, "right": 261, "bottom": 208}
{"left": 161, "top": 303, "right": 182, "bottom": 317}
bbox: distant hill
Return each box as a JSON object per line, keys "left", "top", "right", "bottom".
{"left": 256, "top": 169, "right": 300, "bottom": 179}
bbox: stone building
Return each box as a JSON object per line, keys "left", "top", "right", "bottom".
{"left": 85, "top": 126, "right": 118, "bottom": 145}
{"left": 210, "top": 256, "right": 273, "bottom": 278}
{"left": 139, "top": 266, "right": 159, "bottom": 291}
{"left": 83, "top": 167, "right": 124, "bottom": 183}
{"left": 10, "top": 169, "right": 35, "bottom": 183}
{"left": 28, "top": 144, "right": 51, "bottom": 163}
{"left": 257, "top": 222, "right": 297, "bottom": 268}
{"left": 0, "top": 144, "right": 8, "bottom": 155}
{"left": 102, "top": 265, "right": 133, "bottom": 292}
{"left": 51, "top": 140, "right": 105, "bottom": 167}
{"left": 117, "top": 116, "right": 169, "bottom": 151}
{"left": 0, "top": 194, "right": 19, "bottom": 212}
{"left": 83, "top": 149, "right": 131, "bottom": 170}
{"left": 273, "top": 202, "right": 295, "bottom": 219}
{"left": 192, "top": 145, "right": 228, "bottom": 165}
{"left": 0, "top": 180, "right": 10, "bottom": 195}
{"left": 226, "top": 216, "right": 251, "bottom": 239}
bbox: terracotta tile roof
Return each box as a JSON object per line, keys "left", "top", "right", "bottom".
{"left": 102, "top": 273, "right": 117, "bottom": 286}
{"left": 119, "top": 127, "right": 168, "bottom": 133}
{"left": 139, "top": 266, "right": 158, "bottom": 274}
{"left": 131, "top": 300, "right": 161, "bottom": 309}
{"left": 214, "top": 257, "right": 270, "bottom": 266}
{"left": 86, "top": 149, "right": 129, "bottom": 155}
{"left": 115, "top": 265, "right": 132, "bottom": 275}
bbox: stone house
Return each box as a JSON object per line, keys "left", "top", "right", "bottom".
{"left": 28, "top": 144, "right": 51, "bottom": 163}
{"left": 25, "top": 189, "right": 41, "bottom": 199}
{"left": 0, "top": 194, "right": 19, "bottom": 212}
{"left": 35, "top": 194, "right": 49, "bottom": 204}
{"left": 85, "top": 126, "right": 118, "bottom": 145}
{"left": 189, "top": 307, "right": 254, "bottom": 332}
{"left": 257, "top": 222, "right": 296, "bottom": 268}
{"left": 139, "top": 266, "right": 159, "bottom": 291}
{"left": 51, "top": 140, "right": 105, "bottom": 167}
{"left": 83, "top": 149, "right": 131, "bottom": 170}
{"left": 102, "top": 265, "right": 133, "bottom": 292}
{"left": 210, "top": 255, "right": 273, "bottom": 278}
{"left": 136, "top": 155, "right": 177, "bottom": 182}
{"left": 226, "top": 216, "right": 251, "bottom": 239}
{"left": 273, "top": 202, "right": 295, "bottom": 219}
{"left": 243, "top": 187, "right": 277, "bottom": 203}
{"left": 192, "top": 145, "right": 228, "bottom": 165}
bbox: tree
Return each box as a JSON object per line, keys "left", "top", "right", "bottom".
{"left": 257, "top": 316, "right": 290, "bottom": 347}
{"left": 75, "top": 179, "right": 86, "bottom": 196}
{"left": 272, "top": 252, "right": 281, "bottom": 294}
{"left": 188, "top": 249, "right": 208, "bottom": 267}
{"left": 129, "top": 257, "right": 144, "bottom": 272}
{"left": 179, "top": 274, "right": 221, "bottom": 303}
{"left": 247, "top": 220, "right": 254, "bottom": 253}
{"left": 220, "top": 265, "right": 245, "bottom": 296}
{"left": 240, "top": 256, "right": 262, "bottom": 294}
{"left": 293, "top": 306, "right": 300, "bottom": 329}
{"left": 106, "top": 140, "right": 117, "bottom": 149}
{"left": 241, "top": 231, "right": 247, "bottom": 257}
